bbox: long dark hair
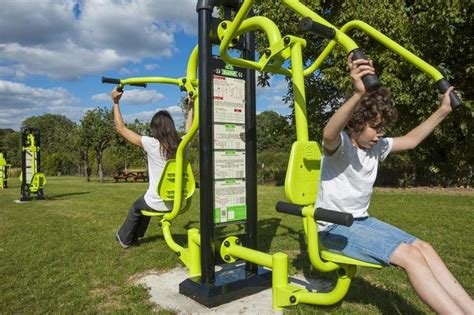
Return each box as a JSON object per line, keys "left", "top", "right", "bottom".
{"left": 149, "top": 110, "right": 181, "bottom": 160}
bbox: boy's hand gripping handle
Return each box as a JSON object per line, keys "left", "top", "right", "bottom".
{"left": 436, "top": 78, "right": 462, "bottom": 108}
{"left": 350, "top": 48, "right": 380, "bottom": 92}
{"left": 276, "top": 201, "right": 354, "bottom": 227}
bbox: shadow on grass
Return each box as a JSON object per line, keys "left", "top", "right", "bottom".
{"left": 46, "top": 191, "right": 90, "bottom": 200}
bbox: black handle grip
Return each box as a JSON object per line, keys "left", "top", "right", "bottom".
{"left": 315, "top": 208, "right": 354, "bottom": 227}
{"left": 436, "top": 78, "right": 462, "bottom": 108}
{"left": 276, "top": 201, "right": 354, "bottom": 227}
{"left": 276, "top": 201, "right": 303, "bottom": 217}
{"left": 299, "top": 17, "right": 336, "bottom": 40}
{"left": 350, "top": 48, "right": 380, "bottom": 92}
{"left": 102, "top": 76, "right": 121, "bottom": 84}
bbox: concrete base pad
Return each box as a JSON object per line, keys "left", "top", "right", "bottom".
{"left": 135, "top": 264, "right": 334, "bottom": 314}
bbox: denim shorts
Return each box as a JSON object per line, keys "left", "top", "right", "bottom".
{"left": 318, "top": 217, "right": 417, "bottom": 266}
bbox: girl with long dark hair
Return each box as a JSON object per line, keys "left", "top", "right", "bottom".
{"left": 111, "top": 88, "right": 193, "bottom": 248}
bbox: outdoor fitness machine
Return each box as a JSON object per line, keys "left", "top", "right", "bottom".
{"left": 191, "top": 0, "right": 462, "bottom": 310}
{"left": 0, "top": 152, "right": 10, "bottom": 189}
{"left": 20, "top": 127, "right": 46, "bottom": 201}
{"left": 103, "top": 0, "right": 462, "bottom": 310}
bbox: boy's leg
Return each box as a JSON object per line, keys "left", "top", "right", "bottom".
{"left": 390, "top": 243, "right": 464, "bottom": 314}
{"left": 412, "top": 240, "right": 474, "bottom": 313}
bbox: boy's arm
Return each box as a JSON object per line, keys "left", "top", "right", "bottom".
{"left": 323, "top": 55, "right": 375, "bottom": 154}
{"left": 111, "top": 88, "right": 143, "bottom": 147}
{"left": 391, "top": 87, "right": 453, "bottom": 153}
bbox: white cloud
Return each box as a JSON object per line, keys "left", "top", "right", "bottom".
{"left": 144, "top": 64, "right": 159, "bottom": 71}
{"left": 0, "top": 0, "right": 197, "bottom": 80}
{"left": 0, "top": 80, "right": 83, "bottom": 129}
{"left": 91, "top": 89, "right": 165, "bottom": 105}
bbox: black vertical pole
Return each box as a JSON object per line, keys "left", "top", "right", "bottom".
{"left": 197, "top": 0, "right": 215, "bottom": 285}
{"left": 243, "top": 14, "right": 258, "bottom": 274}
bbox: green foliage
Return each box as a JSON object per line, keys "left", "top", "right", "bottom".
{"left": 21, "top": 114, "right": 80, "bottom": 176}
{"left": 1, "top": 131, "right": 21, "bottom": 167}
{"left": 256, "top": 110, "right": 295, "bottom": 152}
{"left": 109, "top": 119, "right": 149, "bottom": 172}
{"left": 257, "top": 150, "right": 290, "bottom": 185}
{"left": 254, "top": 0, "right": 473, "bottom": 186}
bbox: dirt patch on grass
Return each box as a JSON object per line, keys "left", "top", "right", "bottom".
{"left": 374, "top": 186, "right": 473, "bottom": 195}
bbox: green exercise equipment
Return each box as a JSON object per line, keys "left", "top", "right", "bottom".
{"left": 102, "top": 0, "right": 462, "bottom": 310}
{"left": 19, "top": 127, "right": 46, "bottom": 201}
{"left": 0, "top": 152, "right": 11, "bottom": 190}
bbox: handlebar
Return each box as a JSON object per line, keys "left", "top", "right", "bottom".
{"left": 436, "top": 78, "right": 462, "bottom": 109}
{"left": 101, "top": 76, "right": 148, "bottom": 90}
{"left": 299, "top": 17, "right": 336, "bottom": 40}
{"left": 275, "top": 201, "right": 354, "bottom": 227}
{"left": 350, "top": 48, "right": 380, "bottom": 92}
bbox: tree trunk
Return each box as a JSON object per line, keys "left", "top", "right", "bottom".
{"left": 81, "top": 150, "right": 91, "bottom": 182}
{"left": 96, "top": 151, "right": 104, "bottom": 183}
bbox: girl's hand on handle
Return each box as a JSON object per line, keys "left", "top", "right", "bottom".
{"left": 111, "top": 88, "right": 123, "bottom": 105}
{"left": 348, "top": 53, "right": 375, "bottom": 96}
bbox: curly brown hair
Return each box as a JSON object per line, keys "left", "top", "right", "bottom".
{"left": 346, "top": 86, "right": 398, "bottom": 136}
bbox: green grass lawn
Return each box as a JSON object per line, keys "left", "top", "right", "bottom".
{"left": 0, "top": 176, "right": 472, "bottom": 313}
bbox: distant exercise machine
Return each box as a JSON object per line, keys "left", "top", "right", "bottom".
{"left": 0, "top": 152, "right": 11, "bottom": 189}
{"left": 20, "top": 127, "right": 46, "bottom": 201}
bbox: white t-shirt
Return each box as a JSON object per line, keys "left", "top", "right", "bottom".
{"left": 141, "top": 136, "right": 173, "bottom": 211}
{"left": 316, "top": 131, "right": 393, "bottom": 229}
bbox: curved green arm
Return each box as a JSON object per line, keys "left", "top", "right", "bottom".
{"left": 302, "top": 206, "right": 339, "bottom": 272}
{"left": 282, "top": 0, "right": 359, "bottom": 77}
{"left": 119, "top": 77, "right": 182, "bottom": 87}
{"left": 164, "top": 96, "right": 199, "bottom": 221}
{"left": 340, "top": 20, "right": 444, "bottom": 82}
{"left": 186, "top": 45, "right": 199, "bottom": 86}
{"left": 218, "top": 1, "right": 293, "bottom": 76}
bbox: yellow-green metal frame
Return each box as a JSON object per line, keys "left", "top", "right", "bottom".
{"left": 0, "top": 153, "right": 6, "bottom": 190}
{"left": 20, "top": 133, "right": 46, "bottom": 192}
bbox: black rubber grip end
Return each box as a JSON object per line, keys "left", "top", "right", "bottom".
{"left": 436, "top": 78, "right": 462, "bottom": 108}
{"left": 315, "top": 208, "right": 354, "bottom": 227}
{"left": 350, "top": 48, "right": 380, "bottom": 92}
{"left": 299, "top": 17, "right": 336, "bottom": 39}
{"left": 275, "top": 201, "right": 304, "bottom": 217}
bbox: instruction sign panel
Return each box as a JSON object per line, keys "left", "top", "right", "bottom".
{"left": 214, "top": 179, "right": 246, "bottom": 223}
{"left": 212, "top": 56, "right": 247, "bottom": 225}
{"left": 214, "top": 150, "right": 245, "bottom": 180}
{"left": 214, "top": 124, "right": 245, "bottom": 150}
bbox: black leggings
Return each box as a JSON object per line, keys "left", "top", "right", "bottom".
{"left": 117, "top": 195, "right": 155, "bottom": 245}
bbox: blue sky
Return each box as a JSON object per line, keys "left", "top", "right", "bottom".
{"left": 0, "top": 0, "right": 291, "bottom": 131}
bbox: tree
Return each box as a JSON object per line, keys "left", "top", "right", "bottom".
{"left": 256, "top": 111, "right": 294, "bottom": 152}
{"left": 22, "top": 114, "right": 79, "bottom": 175}
{"left": 79, "top": 107, "right": 114, "bottom": 182}
{"left": 109, "top": 119, "right": 149, "bottom": 172}
{"left": 1, "top": 132, "right": 21, "bottom": 168}
{"left": 253, "top": 0, "right": 473, "bottom": 186}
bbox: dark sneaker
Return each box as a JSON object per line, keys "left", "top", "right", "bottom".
{"left": 115, "top": 232, "right": 129, "bottom": 249}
